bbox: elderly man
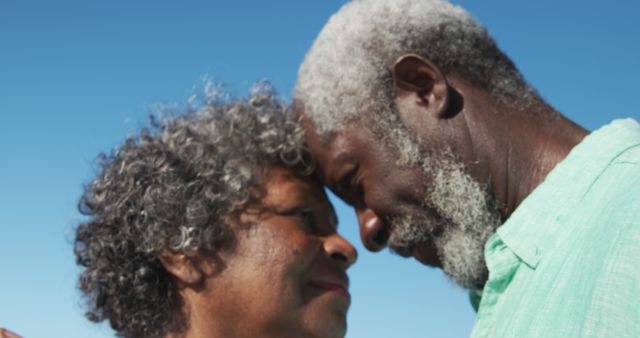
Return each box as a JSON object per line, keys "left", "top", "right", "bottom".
{"left": 295, "top": 0, "right": 640, "bottom": 337}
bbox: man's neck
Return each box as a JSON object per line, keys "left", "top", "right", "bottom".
{"left": 497, "top": 107, "right": 587, "bottom": 219}
{"left": 460, "top": 92, "right": 588, "bottom": 220}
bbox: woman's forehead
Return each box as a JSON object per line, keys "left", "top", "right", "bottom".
{"left": 259, "top": 167, "right": 324, "bottom": 202}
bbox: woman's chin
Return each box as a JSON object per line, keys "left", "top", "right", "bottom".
{"left": 299, "top": 289, "right": 350, "bottom": 338}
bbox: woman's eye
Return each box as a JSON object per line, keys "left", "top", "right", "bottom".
{"left": 283, "top": 207, "right": 317, "bottom": 230}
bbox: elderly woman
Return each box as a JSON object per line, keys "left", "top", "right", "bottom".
{"left": 74, "top": 87, "right": 357, "bottom": 338}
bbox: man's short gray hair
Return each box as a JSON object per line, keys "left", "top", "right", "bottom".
{"left": 296, "top": 0, "right": 541, "bottom": 137}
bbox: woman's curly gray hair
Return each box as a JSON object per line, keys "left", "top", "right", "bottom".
{"left": 74, "top": 84, "right": 311, "bottom": 338}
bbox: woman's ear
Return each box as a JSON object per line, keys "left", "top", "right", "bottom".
{"left": 392, "top": 53, "right": 449, "bottom": 118}
{"left": 159, "top": 253, "right": 203, "bottom": 285}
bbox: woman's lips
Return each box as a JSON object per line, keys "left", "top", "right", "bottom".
{"left": 308, "top": 280, "right": 351, "bottom": 299}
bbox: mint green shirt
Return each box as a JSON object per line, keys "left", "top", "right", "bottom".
{"left": 471, "top": 119, "right": 640, "bottom": 338}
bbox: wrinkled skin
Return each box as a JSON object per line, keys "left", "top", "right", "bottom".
{"left": 164, "top": 166, "right": 358, "bottom": 338}
{"left": 297, "top": 54, "right": 587, "bottom": 289}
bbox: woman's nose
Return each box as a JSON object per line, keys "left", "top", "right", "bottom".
{"left": 356, "top": 208, "right": 388, "bottom": 252}
{"left": 324, "top": 234, "right": 358, "bottom": 269}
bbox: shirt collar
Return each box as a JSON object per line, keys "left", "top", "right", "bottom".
{"left": 494, "top": 118, "right": 640, "bottom": 269}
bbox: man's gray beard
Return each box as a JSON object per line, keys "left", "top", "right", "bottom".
{"left": 387, "top": 154, "right": 501, "bottom": 290}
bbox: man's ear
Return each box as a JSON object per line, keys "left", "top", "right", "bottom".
{"left": 392, "top": 54, "right": 449, "bottom": 118}
{"left": 159, "top": 252, "right": 203, "bottom": 285}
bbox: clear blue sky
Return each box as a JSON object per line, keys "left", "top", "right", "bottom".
{"left": 1, "top": 1, "right": 639, "bottom": 337}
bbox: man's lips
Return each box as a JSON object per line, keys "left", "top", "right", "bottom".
{"left": 308, "top": 279, "right": 351, "bottom": 299}
{"left": 390, "top": 241, "right": 442, "bottom": 267}
{"left": 412, "top": 242, "right": 442, "bottom": 267}
{"left": 390, "top": 244, "right": 413, "bottom": 257}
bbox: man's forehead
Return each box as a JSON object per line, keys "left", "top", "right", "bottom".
{"left": 298, "top": 109, "right": 336, "bottom": 147}
{"left": 299, "top": 114, "right": 356, "bottom": 180}
{"left": 299, "top": 109, "right": 374, "bottom": 146}
{"left": 300, "top": 112, "right": 384, "bottom": 185}
{"left": 301, "top": 114, "right": 360, "bottom": 155}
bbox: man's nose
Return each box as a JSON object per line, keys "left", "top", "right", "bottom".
{"left": 356, "top": 208, "right": 388, "bottom": 251}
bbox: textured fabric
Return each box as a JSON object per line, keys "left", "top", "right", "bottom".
{"left": 471, "top": 119, "right": 640, "bottom": 338}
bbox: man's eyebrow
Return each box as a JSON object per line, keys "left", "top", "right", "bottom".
{"left": 330, "top": 210, "right": 339, "bottom": 229}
